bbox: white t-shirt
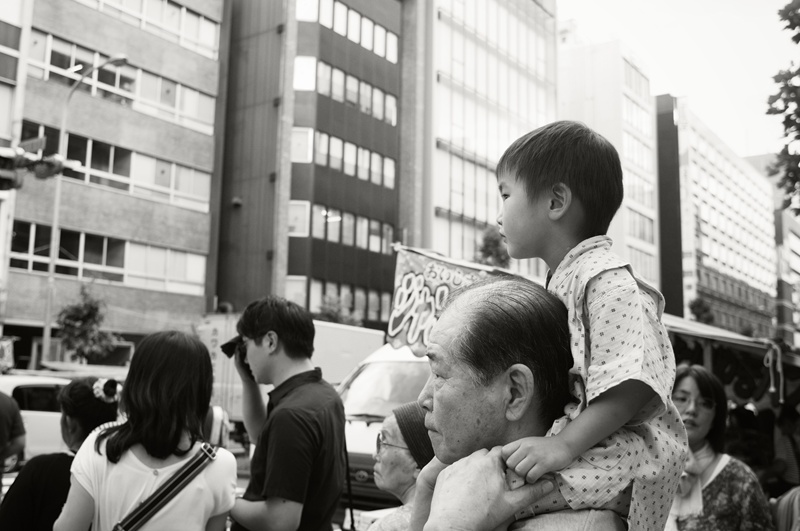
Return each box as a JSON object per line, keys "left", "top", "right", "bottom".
{"left": 72, "top": 428, "right": 237, "bottom": 530}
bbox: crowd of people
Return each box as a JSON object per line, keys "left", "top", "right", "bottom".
{"left": 0, "top": 120, "right": 791, "bottom": 530}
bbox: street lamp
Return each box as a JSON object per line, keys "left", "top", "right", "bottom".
{"left": 37, "top": 53, "right": 128, "bottom": 368}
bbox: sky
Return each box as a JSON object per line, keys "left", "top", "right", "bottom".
{"left": 557, "top": 0, "right": 796, "bottom": 157}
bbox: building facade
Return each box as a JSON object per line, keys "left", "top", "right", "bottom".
{"left": 657, "top": 95, "right": 776, "bottom": 337}
{"left": 558, "top": 32, "right": 660, "bottom": 286}
{"left": 400, "top": 0, "right": 556, "bottom": 280}
{"left": 1, "top": 0, "right": 229, "bottom": 366}
{"left": 216, "top": 0, "right": 401, "bottom": 327}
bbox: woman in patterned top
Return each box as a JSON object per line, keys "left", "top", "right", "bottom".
{"left": 666, "top": 364, "right": 774, "bottom": 531}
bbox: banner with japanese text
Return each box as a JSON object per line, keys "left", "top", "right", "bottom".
{"left": 387, "top": 246, "right": 502, "bottom": 356}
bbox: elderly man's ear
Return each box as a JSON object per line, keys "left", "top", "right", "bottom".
{"left": 503, "top": 363, "right": 535, "bottom": 422}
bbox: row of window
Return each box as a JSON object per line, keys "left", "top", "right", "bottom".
{"left": 628, "top": 246, "right": 657, "bottom": 284}
{"left": 624, "top": 59, "right": 650, "bottom": 102}
{"left": 627, "top": 208, "right": 655, "bottom": 244}
{"left": 11, "top": 221, "right": 206, "bottom": 296}
{"left": 74, "top": 0, "right": 220, "bottom": 58}
{"left": 433, "top": 149, "right": 500, "bottom": 226}
{"left": 28, "top": 31, "right": 215, "bottom": 134}
{"left": 698, "top": 235, "right": 775, "bottom": 293}
{"left": 622, "top": 131, "right": 653, "bottom": 173}
{"left": 22, "top": 121, "right": 211, "bottom": 212}
{"left": 290, "top": 127, "right": 397, "bottom": 190}
{"left": 302, "top": 202, "right": 394, "bottom": 255}
{"left": 294, "top": 57, "right": 398, "bottom": 127}
{"left": 296, "top": 0, "right": 399, "bottom": 64}
{"left": 286, "top": 275, "right": 393, "bottom": 323}
{"left": 623, "top": 95, "right": 652, "bottom": 139}
{"left": 439, "top": 0, "right": 554, "bottom": 74}
{"left": 624, "top": 170, "right": 655, "bottom": 210}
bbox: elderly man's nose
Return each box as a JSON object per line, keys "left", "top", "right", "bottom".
{"left": 418, "top": 375, "right": 433, "bottom": 411}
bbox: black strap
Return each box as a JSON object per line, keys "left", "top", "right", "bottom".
{"left": 344, "top": 436, "right": 356, "bottom": 531}
{"left": 113, "top": 443, "right": 217, "bottom": 531}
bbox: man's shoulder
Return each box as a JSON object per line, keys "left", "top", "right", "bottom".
{"left": 512, "top": 510, "right": 626, "bottom": 531}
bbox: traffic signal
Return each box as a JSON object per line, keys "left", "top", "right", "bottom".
{"left": 0, "top": 144, "right": 80, "bottom": 190}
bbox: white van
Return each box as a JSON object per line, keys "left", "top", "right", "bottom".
{"left": 336, "top": 344, "right": 430, "bottom": 520}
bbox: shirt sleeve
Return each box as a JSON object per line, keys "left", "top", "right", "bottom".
{"left": 261, "top": 409, "right": 318, "bottom": 504}
{"left": 70, "top": 430, "right": 102, "bottom": 498}
{"left": 585, "top": 268, "right": 673, "bottom": 423}
{"left": 210, "top": 448, "right": 237, "bottom": 515}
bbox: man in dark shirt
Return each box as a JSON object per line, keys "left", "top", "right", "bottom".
{"left": 229, "top": 295, "right": 345, "bottom": 531}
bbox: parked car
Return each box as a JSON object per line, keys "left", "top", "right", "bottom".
{"left": 0, "top": 374, "right": 71, "bottom": 472}
{"left": 336, "top": 343, "right": 430, "bottom": 524}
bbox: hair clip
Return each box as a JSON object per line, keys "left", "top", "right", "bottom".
{"left": 93, "top": 378, "right": 122, "bottom": 404}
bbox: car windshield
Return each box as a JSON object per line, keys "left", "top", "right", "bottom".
{"left": 340, "top": 361, "right": 430, "bottom": 419}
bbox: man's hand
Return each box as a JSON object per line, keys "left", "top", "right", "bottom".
{"left": 233, "top": 346, "right": 256, "bottom": 383}
{"left": 501, "top": 436, "right": 574, "bottom": 484}
{"left": 424, "top": 447, "right": 554, "bottom": 531}
{"left": 410, "top": 457, "right": 448, "bottom": 531}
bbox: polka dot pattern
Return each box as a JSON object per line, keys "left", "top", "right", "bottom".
{"left": 544, "top": 236, "right": 689, "bottom": 531}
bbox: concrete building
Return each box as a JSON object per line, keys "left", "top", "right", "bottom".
{"left": 657, "top": 95, "right": 776, "bottom": 337}
{"left": 216, "top": 0, "right": 401, "bottom": 327}
{"left": 400, "top": 0, "right": 557, "bottom": 280}
{"left": 1, "top": 0, "right": 230, "bottom": 366}
{"left": 558, "top": 29, "right": 660, "bottom": 287}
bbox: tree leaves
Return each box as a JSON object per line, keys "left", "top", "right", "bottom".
{"left": 55, "top": 284, "right": 119, "bottom": 363}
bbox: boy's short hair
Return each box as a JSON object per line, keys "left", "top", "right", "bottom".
{"left": 237, "top": 295, "right": 315, "bottom": 359}
{"left": 496, "top": 120, "right": 623, "bottom": 236}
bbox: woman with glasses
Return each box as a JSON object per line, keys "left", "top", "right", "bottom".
{"left": 369, "top": 401, "right": 435, "bottom": 531}
{"left": 666, "top": 364, "right": 773, "bottom": 530}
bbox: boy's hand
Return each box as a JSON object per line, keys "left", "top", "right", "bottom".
{"left": 502, "top": 436, "right": 574, "bottom": 483}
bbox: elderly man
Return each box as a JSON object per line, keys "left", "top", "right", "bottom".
{"left": 413, "top": 276, "right": 627, "bottom": 531}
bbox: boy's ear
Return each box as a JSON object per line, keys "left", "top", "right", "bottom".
{"left": 548, "top": 183, "right": 572, "bottom": 221}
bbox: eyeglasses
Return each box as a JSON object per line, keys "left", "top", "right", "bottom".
{"left": 376, "top": 432, "right": 408, "bottom": 454}
{"left": 672, "top": 393, "right": 715, "bottom": 412}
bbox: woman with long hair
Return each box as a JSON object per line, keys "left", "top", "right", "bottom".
{"left": 54, "top": 330, "right": 237, "bottom": 531}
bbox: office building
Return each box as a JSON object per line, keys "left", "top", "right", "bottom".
{"left": 558, "top": 29, "right": 660, "bottom": 287}
{"left": 1, "top": 0, "right": 229, "bottom": 365}
{"left": 657, "top": 95, "right": 776, "bottom": 337}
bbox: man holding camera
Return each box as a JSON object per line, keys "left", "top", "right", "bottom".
{"left": 224, "top": 295, "right": 345, "bottom": 531}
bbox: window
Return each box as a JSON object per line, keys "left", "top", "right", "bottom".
{"left": 293, "top": 56, "right": 316, "bottom": 91}
{"left": 345, "top": 75, "right": 359, "bottom": 106}
{"left": 315, "top": 131, "right": 329, "bottom": 165}
{"left": 342, "top": 212, "right": 355, "bottom": 246}
{"left": 357, "top": 147, "right": 370, "bottom": 180}
{"left": 370, "top": 153, "right": 382, "bottom": 185}
{"left": 333, "top": 1, "right": 348, "bottom": 36}
{"left": 374, "top": 24, "right": 386, "bottom": 58}
{"left": 329, "top": 136, "right": 343, "bottom": 170}
{"left": 382, "top": 224, "right": 394, "bottom": 254}
{"left": 291, "top": 127, "right": 314, "bottom": 163}
{"left": 381, "top": 292, "right": 392, "bottom": 321}
{"left": 356, "top": 216, "right": 369, "bottom": 249}
{"left": 331, "top": 68, "right": 345, "bottom": 102}
{"left": 383, "top": 158, "right": 395, "bottom": 189}
{"left": 354, "top": 287, "right": 366, "bottom": 319}
{"left": 359, "top": 81, "right": 372, "bottom": 114}
{"left": 319, "top": 0, "right": 334, "bottom": 28}
{"left": 347, "top": 10, "right": 361, "bottom": 43}
{"left": 386, "top": 32, "right": 398, "bottom": 64}
{"left": 288, "top": 200, "right": 311, "bottom": 237}
{"left": 361, "top": 17, "right": 374, "bottom": 51}
{"left": 343, "top": 142, "right": 357, "bottom": 176}
{"left": 317, "top": 61, "right": 331, "bottom": 96}
{"left": 385, "top": 94, "right": 397, "bottom": 126}
{"left": 369, "top": 220, "right": 381, "bottom": 252}
{"left": 312, "top": 204, "right": 326, "bottom": 239}
{"left": 368, "top": 290, "right": 380, "bottom": 320}
{"left": 372, "top": 88, "right": 384, "bottom": 120}
{"left": 326, "top": 208, "right": 341, "bottom": 243}
{"left": 296, "top": 0, "right": 319, "bottom": 21}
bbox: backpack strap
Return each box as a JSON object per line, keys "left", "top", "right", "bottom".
{"left": 113, "top": 443, "right": 217, "bottom": 531}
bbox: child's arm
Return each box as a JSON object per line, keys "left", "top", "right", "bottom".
{"left": 503, "top": 379, "right": 655, "bottom": 483}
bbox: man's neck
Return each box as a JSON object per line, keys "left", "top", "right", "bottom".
{"left": 270, "top": 356, "right": 315, "bottom": 388}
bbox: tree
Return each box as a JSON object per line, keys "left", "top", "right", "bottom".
{"left": 56, "top": 284, "right": 119, "bottom": 363}
{"left": 689, "top": 297, "right": 715, "bottom": 325}
{"left": 313, "top": 295, "right": 363, "bottom": 326}
{"left": 767, "top": 0, "right": 800, "bottom": 211}
{"left": 475, "top": 226, "right": 510, "bottom": 268}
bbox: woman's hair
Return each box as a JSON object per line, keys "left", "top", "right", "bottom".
{"left": 674, "top": 364, "right": 728, "bottom": 453}
{"left": 58, "top": 377, "right": 119, "bottom": 437}
{"left": 96, "top": 330, "right": 213, "bottom": 463}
